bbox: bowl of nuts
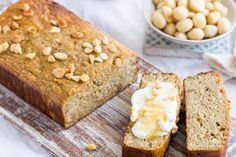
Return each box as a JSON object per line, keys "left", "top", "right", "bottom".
{"left": 144, "top": 0, "right": 236, "bottom": 45}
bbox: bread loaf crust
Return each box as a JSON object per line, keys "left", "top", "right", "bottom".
{"left": 184, "top": 71, "right": 230, "bottom": 157}
{"left": 122, "top": 73, "right": 182, "bottom": 157}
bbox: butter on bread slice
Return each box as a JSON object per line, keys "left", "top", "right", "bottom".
{"left": 122, "top": 73, "right": 182, "bottom": 157}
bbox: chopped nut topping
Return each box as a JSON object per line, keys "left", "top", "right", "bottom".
{"left": 100, "top": 53, "right": 108, "bottom": 60}
{"left": 23, "top": 9, "right": 34, "bottom": 16}
{"left": 68, "top": 88, "right": 76, "bottom": 96}
{"left": 102, "top": 36, "right": 109, "bottom": 45}
{"left": 25, "top": 53, "right": 36, "bottom": 59}
{"left": 43, "top": 47, "right": 52, "bottom": 56}
{"left": 11, "top": 34, "right": 25, "bottom": 43}
{"left": 86, "top": 144, "right": 97, "bottom": 151}
{"left": 71, "top": 31, "right": 84, "bottom": 39}
{"left": 58, "top": 19, "right": 67, "bottom": 28}
{"left": 82, "top": 42, "right": 93, "bottom": 48}
{"left": 10, "top": 43, "right": 22, "bottom": 54}
{"left": 48, "top": 55, "right": 56, "bottom": 63}
{"left": 12, "top": 14, "right": 23, "bottom": 20}
{"left": 0, "top": 42, "right": 9, "bottom": 53}
{"left": 27, "top": 26, "right": 37, "bottom": 33}
{"left": 71, "top": 75, "right": 80, "bottom": 82}
{"left": 18, "top": 3, "right": 30, "bottom": 11}
{"left": 89, "top": 54, "right": 95, "bottom": 64}
{"left": 54, "top": 52, "right": 68, "bottom": 61}
{"left": 2, "top": 25, "right": 11, "bottom": 33}
{"left": 50, "top": 19, "right": 58, "bottom": 26}
{"left": 115, "top": 58, "right": 122, "bottom": 66}
{"left": 84, "top": 48, "right": 93, "bottom": 54}
{"left": 68, "top": 64, "right": 75, "bottom": 73}
{"left": 94, "top": 45, "right": 102, "bottom": 53}
{"left": 92, "top": 39, "right": 101, "bottom": 46}
{"left": 107, "top": 43, "right": 117, "bottom": 53}
{"left": 10, "top": 21, "right": 19, "bottom": 30}
{"left": 94, "top": 56, "right": 103, "bottom": 63}
{"left": 50, "top": 26, "right": 60, "bottom": 33}
{"left": 65, "top": 73, "right": 73, "bottom": 79}
{"left": 80, "top": 74, "right": 90, "bottom": 82}
{"left": 52, "top": 68, "right": 65, "bottom": 78}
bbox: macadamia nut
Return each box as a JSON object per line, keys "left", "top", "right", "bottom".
{"left": 214, "top": 2, "right": 228, "bottom": 16}
{"left": 164, "top": 23, "right": 176, "bottom": 35}
{"left": 187, "top": 28, "right": 204, "bottom": 40}
{"left": 174, "top": 32, "right": 187, "bottom": 39}
{"left": 193, "top": 13, "right": 206, "bottom": 29}
{"left": 164, "top": 0, "right": 176, "bottom": 8}
{"left": 177, "top": 0, "right": 188, "bottom": 7}
{"left": 204, "top": 25, "right": 218, "bottom": 38}
{"left": 218, "top": 17, "right": 231, "bottom": 34}
{"left": 207, "top": 11, "right": 221, "bottom": 25}
{"left": 176, "top": 18, "right": 193, "bottom": 32}
{"left": 152, "top": 11, "right": 167, "bottom": 29}
{"left": 173, "top": 6, "right": 189, "bottom": 20}
{"left": 189, "top": 0, "right": 206, "bottom": 12}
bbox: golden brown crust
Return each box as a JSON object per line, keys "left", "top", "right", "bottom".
{"left": 184, "top": 71, "right": 230, "bottom": 157}
{"left": 0, "top": 0, "right": 137, "bottom": 128}
{"left": 122, "top": 72, "right": 182, "bottom": 157}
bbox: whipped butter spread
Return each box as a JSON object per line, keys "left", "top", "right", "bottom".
{"left": 130, "top": 80, "right": 178, "bottom": 140}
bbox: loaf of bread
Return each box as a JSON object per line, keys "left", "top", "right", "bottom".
{"left": 122, "top": 73, "right": 182, "bottom": 157}
{"left": 0, "top": 0, "right": 137, "bottom": 128}
{"left": 184, "top": 71, "right": 230, "bottom": 157}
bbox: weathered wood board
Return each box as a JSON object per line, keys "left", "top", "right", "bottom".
{"left": 0, "top": 57, "right": 235, "bottom": 157}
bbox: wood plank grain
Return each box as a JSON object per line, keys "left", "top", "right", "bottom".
{"left": 0, "top": 57, "right": 235, "bottom": 157}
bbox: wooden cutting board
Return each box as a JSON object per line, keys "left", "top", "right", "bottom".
{"left": 0, "top": 57, "right": 235, "bottom": 157}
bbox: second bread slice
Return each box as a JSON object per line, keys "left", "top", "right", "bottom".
{"left": 184, "top": 71, "right": 230, "bottom": 157}
{"left": 122, "top": 73, "right": 182, "bottom": 157}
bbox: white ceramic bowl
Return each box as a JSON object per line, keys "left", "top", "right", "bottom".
{"left": 144, "top": 0, "right": 236, "bottom": 45}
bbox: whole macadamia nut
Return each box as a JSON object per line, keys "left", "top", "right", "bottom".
{"left": 218, "top": 17, "right": 231, "bottom": 34}
{"left": 187, "top": 28, "right": 205, "bottom": 40}
{"left": 176, "top": 18, "right": 193, "bottom": 32}
{"left": 164, "top": 0, "right": 176, "bottom": 8}
{"left": 164, "top": 23, "right": 176, "bottom": 35}
{"left": 207, "top": 11, "right": 221, "bottom": 25}
{"left": 193, "top": 13, "right": 206, "bottom": 29}
{"left": 177, "top": 0, "right": 188, "bottom": 7}
{"left": 152, "top": 11, "right": 167, "bottom": 29}
{"left": 174, "top": 32, "right": 187, "bottom": 39}
{"left": 173, "top": 6, "right": 189, "bottom": 20}
{"left": 189, "top": 0, "right": 206, "bottom": 12}
{"left": 204, "top": 25, "right": 218, "bottom": 38}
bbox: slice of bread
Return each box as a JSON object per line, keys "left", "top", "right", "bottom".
{"left": 122, "top": 73, "right": 182, "bottom": 157}
{"left": 184, "top": 71, "right": 230, "bottom": 157}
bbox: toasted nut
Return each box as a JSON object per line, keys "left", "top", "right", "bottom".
{"left": 48, "top": 55, "right": 56, "bottom": 63}
{"left": 11, "top": 34, "right": 25, "bottom": 43}
{"left": 94, "top": 56, "right": 103, "bottom": 63}
{"left": 84, "top": 48, "right": 93, "bottom": 54}
{"left": 2, "top": 25, "right": 11, "bottom": 33}
{"left": 54, "top": 52, "right": 68, "bottom": 61}
{"left": 23, "top": 9, "right": 34, "bottom": 16}
{"left": 100, "top": 53, "right": 108, "bottom": 60}
{"left": 10, "top": 43, "right": 22, "bottom": 54}
{"left": 12, "top": 14, "right": 23, "bottom": 20}
{"left": 92, "top": 39, "right": 101, "bottom": 46}
{"left": 25, "top": 53, "right": 36, "bottom": 59}
{"left": 19, "top": 3, "right": 30, "bottom": 11}
{"left": 86, "top": 144, "right": 96, "bottom": 151}
{"left": 102, "top": 36, "right": 109, "bottom": 45}
{"left": 71, "top": 75, "right": 80, "bottom": 82}
{"left": 43, "top": 47, "right": 52, "bottom": 56}
{"left": 82, "top": 42, "right": 93, "bottom": 48}
{"left": 65, "top": 73, "right": 73, "bottom": 79}
{"left": 107, "top": 43, "right": 117, "bottom": 53}
{"left": 52, "top": 68, "right": 65, "bottom": 78}
{"left": 10, "top": 21, "right": 19, "bottom": 30}
{"left": 80, "top": 74, "right": 89, "bottom": 82}
{"left": 68, "top": 64, "right": 75, "bottom": 73}
{"left": 50, "top": 19, "right": 58, "bottom": 26}
{"left": 0, "top": 42, "right": 9, "bottom": 53}
{"left": 50, "top": 26, "right": 60, "bottom": 33}
{"left": 89, "top": 54, "right": 95, "bottom": 64}
{"left": 71, "top": 31, "right": 84, "bottom": 39}
{"left": 115, "top": 58, "right": 122, "bottom": 66}
{"left": 68, "top": 88, "right": 76, "bottom": 96}
{"left": 58, "top": 19, "right": 67, "bottom": 28}
{"left": 94, "top": 45, "right": 102, "bottom": 53}
{"left": 27, "top": 26, "right": 37, "bottom": 33}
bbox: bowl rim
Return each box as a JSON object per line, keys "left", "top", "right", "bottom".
{"left": 143, "top": 0, "right": 236, "bottom": 45}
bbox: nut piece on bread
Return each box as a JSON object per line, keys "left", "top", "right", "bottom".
{"left": 184, "top": 71, "right": 230, "bottom": 157}
{"left": 122, "top": 73, "right": 182, "bottom": 157}
{"left": 0, "top": 0, "right": 137, "bottom": 128}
